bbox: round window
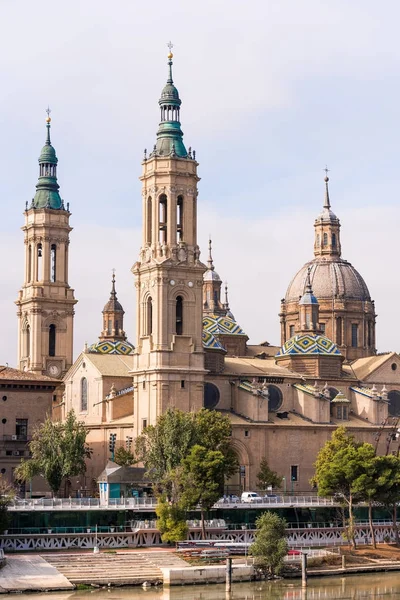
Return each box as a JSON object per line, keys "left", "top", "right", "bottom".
{"left": 204, "top": 383, "right": 220, "bottom": 410}
{"left": 1, "top": 418, "right": 6, "bottom": 424}
{"left": 2, "top": 396, "right": 6, "bottom": 401}
{"left": 267, "top": 385, "right": 283, "bottom": 412}
{"left": 0, "top": 468, "right": 5, "bottom": 474}
{"left": 388, "top": 390, "right": 400, "bottom": 417}
{"left": 392, "top": 363, "right": 397, "bottom": 371}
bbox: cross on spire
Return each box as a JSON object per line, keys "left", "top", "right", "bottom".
{"left": 167, "top": 41, "right": 174, "bottom": 53}
{"left": 46, "top": 106, "right": 51, "bottom": 119}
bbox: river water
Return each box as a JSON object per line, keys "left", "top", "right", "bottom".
{"left": 14, "top": 573, "right": 400, "bottom": 599}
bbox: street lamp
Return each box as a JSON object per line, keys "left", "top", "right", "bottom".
{"left": 282, "top": 476, "right": 286, "bottom": 495}
{"left": 241, "top": 524, "right": 248, "bottom": 566}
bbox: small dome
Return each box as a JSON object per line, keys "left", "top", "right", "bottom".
{"left": 202, "top": 330, "right": 226, "bottom": 351}
{"left": 103, "top": 298, "right": 123, "bottom": 313}
{"left": 316, "top": 207, "right": 338, "bottom": 222}
{"left": 88, "top": 339, "right": 134, "bottom": 355}
{"left": 285, "top": 258, "right": 371, "bottom": 303}
{"left": 160, "top": 83, "right": 180, "bottom": 103}
{"left": 33, "top": 189, "right": 62, "bottom": 209}
{"left": 276, "top": 333, "right": 341, "bottom": 357}
{"left": 203, "top": 269, "right": 221, "bottom": 282}
{"left": 203, "top": 314, "right": 247, "bottom": 337}
{"left": 39, "top": 144, "right": 57, "bottom": 165}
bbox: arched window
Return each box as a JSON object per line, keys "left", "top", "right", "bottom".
{"left": 323, "top": 233, "right": 328, "bottom": 246}
{"left": 204, "top": 382, "right": 220, "bottom": 409}
{"left": 146, "top": 297, "right": 153, "bottom": 335}
{"left": 146, "top": 197, "right": 152, "bottom": 244}
{"left": 332, "top": 233, "right": 337, "bottom": 248}
{"left": 49, "top": 324, "right": 56, "bottom": 357}
{"left": 176, "top": 296, "right": 183, "bottom": 335}
{"left": 388, "top": 390, "right": 400, "bottom": 417}
{"left": 267, "top": 385, "right": 283, "bottom": 412}
{"left": 25, "top": 324, "right": 30, "bottom": 358}
{"left": 115, "top": 320, "right": 119, "bottom": 335}
{"left": 159, "top": 194, "right": 167, "bottom": 244}
{"left": 336, "top": 317, "right": 342, "bottom": 346}
{"left": 367, "top": 321, "right": 372, "bottom": 347}
{"left": 177, "top": 196, "right": 183, "bottom": 242}
{"left": 28, "top": 245, "right": 32, "bottom": 282}
{"left": 351, "top": 323, "right": 358, "bottom": 348}
{"left": 316, "top": 234, "right": 320, "bottom": 247}
{"left": 50, "top": 244, "right": 56, "bottom": 282}
{"left": 107, "top": 319, "right": 112, "bottom": 334}
{"left": 37, "top": 243, "right": 43, "bottom": 281}
{"left": 289, "top": 324, "right": 295, "bottom": 338}
{"left": 81, "top": 378, "right": 88, "bottom": 412}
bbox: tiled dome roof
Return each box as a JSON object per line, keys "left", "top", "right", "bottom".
{"left": 285, "top": 258, "right": 371, "bottom": 303}
{"left": 88, "top": 339, "right": 134, "bottom": 355}
{"left": 276, "top": 333, "right": 341, "bottom": 357}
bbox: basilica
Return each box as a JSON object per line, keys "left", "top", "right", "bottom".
{"left": 2, "top": 51, "right": 400, "bottom": 495}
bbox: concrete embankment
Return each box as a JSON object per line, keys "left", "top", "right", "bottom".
{"left": 0, "top": 555, "right": 73, "bottom": 593}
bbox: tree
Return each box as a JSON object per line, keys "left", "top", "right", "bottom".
{"left": 370, "top": 454, "right": 400, "bottom": 545}
{"left": 181, "top": 445, "right": 226, "bottom": 539}
{"left": 250, "top": 511, "right": 288, "bottom": 577}
{"left": 193, "top": 409, "right": 238, "bottom": 480}
{"left": 114, "top": 447, "right": 136, "bottom": 467}
{"left": 156, "top": 496, "right": 188, "bottom": 545}
{"left": 256, "top": 458, "right": 282, "bottom": 491}
{"left": 312, "top": 427, "right": 375, "bottom": 549}
{"left": 0, "top": 476, "right": 15, "bottom": 534}
{"left": 15, "top": 410, "right": 92, "bottom": 496}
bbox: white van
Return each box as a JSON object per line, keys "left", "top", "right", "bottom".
{"left": 241, "top": 491, "right": 261, "bottom": 503}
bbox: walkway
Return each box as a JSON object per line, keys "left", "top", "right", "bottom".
{"left": 0, "top": 554, "right": 73, "bottom": 592}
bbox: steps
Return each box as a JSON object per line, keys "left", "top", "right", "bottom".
{"left": 41, "top": 551, "right": 188, "bottom": 586}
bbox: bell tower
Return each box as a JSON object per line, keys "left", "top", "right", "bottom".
{"left": 132, "top": 49, "right": 206, "bottom": 431}
{"left": 16, "top": 112, "right": 77, "bottom": 378}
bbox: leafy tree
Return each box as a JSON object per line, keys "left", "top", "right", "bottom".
{"left": 181, "top": 445, "right": 226, "bottom": 539}
{"left": 0, "top": 476, "right": 15, "bottom": 534}
{"left": 256, "top": 458, "right": 282, "bottom": 491}
{"left": 114, "top": 447, "right": 136, "bottom": 467}
{"left": 156, "top": 496, "right": 188, "bottom": 545}
{"left": 15, "top": 410, "right": 92, "bottom": 496}
{"left": 312, "top": 427, "right": 375, "bottom": 549}
{"left": 250, "top": 511, "right": 288, "bottom": 576}
{"left": 193, "top": 409, "right": 238, "bottom": 480}
{"left": 370, "top": 454, "right": 400, "bottom": 545}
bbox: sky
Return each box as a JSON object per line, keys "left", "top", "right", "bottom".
{"left": 0, "top": 0, "right": 399, "bottom": 366}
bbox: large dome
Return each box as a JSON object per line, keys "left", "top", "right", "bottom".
{"left": 285, "top": 258, "right": 371, "bottom": 303}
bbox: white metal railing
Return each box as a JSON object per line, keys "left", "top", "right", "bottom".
{"left": 8, "top": 495, "right": 337, "bottom": 512}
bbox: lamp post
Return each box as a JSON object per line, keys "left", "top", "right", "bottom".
{"left": 242, "top": 524, "right": 247, "bottom": 566}
{"left": 282, "top": 476, "right": 286, "bottom": 495}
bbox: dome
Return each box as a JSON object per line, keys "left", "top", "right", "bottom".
{"left": 103, "top": 298, "right": 123, "bottom": 313}
{"left": 39, "top": 144, "right": 57, "bottom": 164}
{"left": 88, "top": 339, "right": 134, "bottom": 355}
{"left": 203, "top": 314, "right": 247, "bottom": 337}
{"left": 33, "top": 189, "right": 62, "bottom": 210}
{"left": 285, "top": 259, "right": 371, "bottom": 303}
{"left": 202, "top": 330, "right": 226, "bottom": 351}
{"left": 204, "top": 269, "right": 221, "bottom": 282}
{"left": 160, "top": 83, "right": 181, "bottom": 103}
{"left": 276, "top": 333, "right": 342, "bottom": 357}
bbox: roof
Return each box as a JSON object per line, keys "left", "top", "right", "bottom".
{"left": 349, "top": 353, "right": 398, "bottom": 381}
{"left": 223, "top": 409, "right": 378, "bottom": 429}
{"left": 97, "top": 461, "right": 147, "bottom": 484}
{"left": 202, "top": 330, "right": 226, "bottom": 351}
{"left": 84, "top": 354, "right": 135, "bottom": 377}
{"left": 277, "top": 334, "right": 341, "bottom": 357}
{"left": 88, "top": 339, "right": 135, "bottom": 355}
{"left": 223, "top": 356, "right": 301, "bottom": 378}
{"left": 0, "top": 366, "right": 58, "bottom": 384}
{"left": 350, "top": 385, "right": 386, "bottom": 400}
{"left": 203, "top": 314, "right": 247, "bottom": 337}
{"left": 285, "top": 258, "right": 372, "bottom": 303}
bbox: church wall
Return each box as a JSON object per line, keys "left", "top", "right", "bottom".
{"left": 363, "top": 357, "right": 400, "bottom": 386}
{"left": 110, "top": 393, "right": 133, "bottom": 420}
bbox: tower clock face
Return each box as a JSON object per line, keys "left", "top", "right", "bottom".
{"left": 48, "top": 364, "right": 61, "bottom": 377}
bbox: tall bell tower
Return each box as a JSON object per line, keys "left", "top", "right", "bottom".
{"left": 16, "top": 112, "right": 77, "bottom": 378}
{"left": 132, "top": 49, "right": 206, "bottom": 431}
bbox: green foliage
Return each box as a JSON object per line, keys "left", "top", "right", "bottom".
{"left": 156, "top": 497, "right": 188, "bottom": 544}
{"left": 256, "top": 458, "right": 282, "bottom": 491}
{"left": 15, "top": 410, "right": 92, "bottom": 496}
{"left": 114, "top": 447, "right": 136, "bottom": 467}
{"left": 0, "top": 476, "right": 15, "bottom": 534}
{"left": 250, "top": 511, "right": 288, "bottom": 576}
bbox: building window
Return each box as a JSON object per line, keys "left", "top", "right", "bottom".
{"left": 291, "top": 465, "right": 298, "bottom": 482}
{"left": 267, "top": 385, "right": 283, "bottom": 412}
{"left": 28, "top": 245, "right": 32, "bottom": 282}
{"left": 316, "top": 234, "right": 320, "bottom": 247}
{"left": 388, "top": 390, "right": 400, "bottom": 417}
{"left": 336, "top": 317, "right": 342, "bottom": 346}
{"left": 337, "top": 405, "right": 342, "bottom": 419}
{"left": 332, "top": 233, "right": 336, "bottom": 248}
{"left": 158, "top": 194, "right": 167, "bottom": 244}
{"left": 146, "top": 197, "right": 152, "bottom": 244}
{"left": 177, "top": 196, "right": 183, "bottom": 242}
{"left": 49, "top": 324, "right": 56, "bottom": 357}
{"left": 343, "top": 406, "right": 348, "bottom": 420}
{"left": 289, "top": 325, "right": 295, "bottom": 338}
{"left": 180, "top": 380, "right": 185, "bottom": 389}
{"left": 50, "top": 244, "right": 56, "bottom": 282}
{"left": 24, "top": 324, "right": 30, "bottom": 358}
{"left": 176, "top": 296, "right": 183, "bottom": 335}
{"left": 115, "top": 320, "right": 119, "bottom": 335}
{"left": 107, "top": 319, "right": 112, "bottom": 335}
{"left": 367, "top": 321, "right": 372, "bottom": 347}
{"left": 320, "top": 323, "right": 325, "bottom": 334}
{"left": 392, "top": 363, "right": 398, "bottom": 371}
{"left": 142, "top": 419, "right": 148, "bottom": 430}
{"left": 204, "top": 382, "right": 220, "bottom": 410}
{"left": 323, "top": 233, "right": 328, "bottom": 246}
{"left": 146, "top": 297, "right": 153, "bottom": 335}
{"left": 37, "top": 243, "right": 43, "bottom": 281}
{"left": 16, "top": 419, "right": 28, "bottom": 440}
{"left": 81, "top": 377, "right": 88, "bottom": 411}
{"left": 244, "top": 430, "right": 249, "bottom": 437}
{"left": 351, "top": 324, "right": 358, "bottom": 348}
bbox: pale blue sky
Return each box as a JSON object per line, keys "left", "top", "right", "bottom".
{"left": 0, "top": 0, "right": 399, "bottom": 365}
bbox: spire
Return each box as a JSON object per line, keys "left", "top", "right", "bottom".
{"left": 100, "top": 270, "right": 126, "bottom": 342}
{"left": 299, "top": 267, "right": 318, "bottom": 306}
{"left": 152, "top": 44, "right": 188, "bottom": 159}
{"left": 207, "top": 238, "right": 215, "bottom": 271}
{"left": 323, "top": 167, "right": 330, "bottom": 209}
{"left": 103, "top": 269, "right": 123, "bottom": 313}
{"left": 32, "top": 110, "right": 63, "bottom": 210}
{"left": 224, "top": 282, "right": 230, "bottom": 310}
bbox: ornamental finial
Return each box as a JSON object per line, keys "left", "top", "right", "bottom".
{"left": 167, "top": 40, "right": 174, "bottom": 60}
{"left": 46, "top": 106, "right": 51, "bottom": 123}
{"left": 323, "top": 166, "right": 331, "bottom": 209}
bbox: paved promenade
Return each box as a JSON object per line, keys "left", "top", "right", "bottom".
{"left": 0, "top": 554, "right": 73, "bottom": 592}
